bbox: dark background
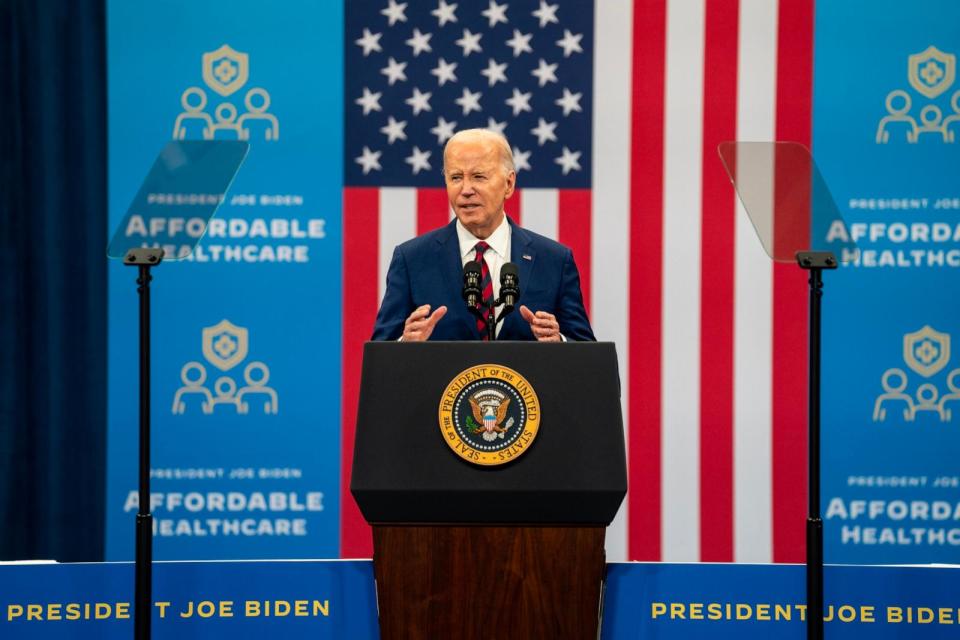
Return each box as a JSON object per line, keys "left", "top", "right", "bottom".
{"left": 0, "top": 0, "right": 107, "bottom": 561}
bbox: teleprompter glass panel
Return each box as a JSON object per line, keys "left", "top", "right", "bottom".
{"left": 107, "top": 140, "right": 249, "bottom": 260}
{"left": 718, "top": 141, "right": 858, "bottom": 264}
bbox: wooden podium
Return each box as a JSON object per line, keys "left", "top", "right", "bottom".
{"left": 351, "top": 342, "right": 626, "bottom": 640}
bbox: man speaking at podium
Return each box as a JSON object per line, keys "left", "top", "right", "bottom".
{"left": 371, "top": 129, "right": 594, "bottom": 343}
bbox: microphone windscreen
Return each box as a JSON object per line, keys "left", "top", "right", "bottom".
{"left": 464, "top": 260, "right": 482, "bottom": 276}
{"left": 500, "top": 262, "right": 518, "bottom": 279}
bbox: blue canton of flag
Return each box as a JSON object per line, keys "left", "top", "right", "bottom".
{"left": 344, "top": 0, "right": 594, "bottom": 188}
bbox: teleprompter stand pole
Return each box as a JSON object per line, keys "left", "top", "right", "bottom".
{"left": 796, "top": 250, "right": 837, "bottom": 640}
{"left": 124, "top": 247, "right": 164, "bottom": 640}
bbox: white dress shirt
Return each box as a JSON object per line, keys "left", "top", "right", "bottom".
{"left": 456, "top": 216, "right": 510, "bottom": 337}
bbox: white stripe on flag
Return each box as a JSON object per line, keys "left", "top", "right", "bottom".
{"left": 733, "top": 0, "right": 777, "bottom": 564}
{"left": 593, "top": 0, "right": 633, "bottom": 562}
{"left": 661, "top": 0, "right": 706, "bottom": 562}
{"left": 378, "top": 188, "right": 417, "bottom": 303}
{"left": 520, "top": 189, "right": 559, "bottom": 240}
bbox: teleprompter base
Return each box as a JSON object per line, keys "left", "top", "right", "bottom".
{"left": 372, "top": 526, "right": 606, "bottom": 640}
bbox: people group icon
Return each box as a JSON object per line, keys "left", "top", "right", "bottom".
{"left": 173, "top": 360, "right": 279, "bottom": 416}
{"left": 875, "top": 46, "right": 960, "bottom": 144}
{"left": 873, "top": 367, "right": 960, "bottom": 423}
{"left": 876, "top": 88, "right": 960, "bottom": 144}
{"left": 173, "top": 86, "right": 279, "bottom": 142}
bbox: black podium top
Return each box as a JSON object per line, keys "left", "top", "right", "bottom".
{"left": 350, "top": 342, "right": 627, "bottom": 525}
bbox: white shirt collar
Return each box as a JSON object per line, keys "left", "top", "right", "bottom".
{"left": 456, "top": 214, "right": 510, "bottom": 261}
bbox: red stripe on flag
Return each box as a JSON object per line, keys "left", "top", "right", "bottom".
{"left": 417, "top": 188, "right": 450, "bottom": 235}
{"left": 558, "top": 189, "right": 592, "bottom": 316}
{"left": 341, "top": 187, "right": 379, "bottom": 558}
{"left": 699, "top": 0, "right": 739, "bottom": 563}
{"left": 772, "top": 0, "right": 814, "bottom": 564}
{"left": 505, "top": 187, "right": 522, "bottom": 226}
{"left": 629, "top": 0, "right": 667, "bottom": 561}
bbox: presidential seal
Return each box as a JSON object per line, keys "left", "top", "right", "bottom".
{"left": 438, "top": 364, "right": 541, "bottom": 466}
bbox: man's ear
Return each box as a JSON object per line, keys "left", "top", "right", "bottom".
{"left": 504, "top": 170, "right": 517, "bottom": 199}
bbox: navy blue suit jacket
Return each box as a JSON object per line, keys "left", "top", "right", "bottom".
{"left": 371, "top": 219, "right": 595, "bottom": 341}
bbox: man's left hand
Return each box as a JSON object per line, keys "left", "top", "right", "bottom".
{"left": 520, "top": 305, "right": 561, "bottom": 342}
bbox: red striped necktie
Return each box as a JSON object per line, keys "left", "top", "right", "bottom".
{"left": 473, "top": 241, "right": 494, "bottom": 340}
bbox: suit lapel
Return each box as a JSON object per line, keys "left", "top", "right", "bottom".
{"left": 505, "top": 221, "right": 536, "bottom": 338}
{"left": 510, "top": 222, "right": 536, "bottom": 293}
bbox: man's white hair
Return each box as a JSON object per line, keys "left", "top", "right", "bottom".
{"left": 443, "top": 128, "right": 515, "bottom": 175}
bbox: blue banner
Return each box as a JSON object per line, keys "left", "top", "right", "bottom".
{"left": 106, "top": 1, "right": 344, "bottom": 559}
{"left": 0, "top": 561, "right": 377, "bottom": 639}
{"left": 601, "top": 563, "right": 960, "bottom": 639}
{"left": 815, "top": 0, "right": 960, "bottom": 564}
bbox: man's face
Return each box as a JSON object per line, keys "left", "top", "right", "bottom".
{"left": 444, "top": 137, "right": 516, "bottom": 239}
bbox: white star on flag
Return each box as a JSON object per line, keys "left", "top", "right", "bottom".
{"left": 512, "top": 147, "right": 531, "bottom": 171}
{"left": 355, "top": 28, "right": 383, "bottom": 56}
{"left": 554, "top": 88, "right": 582, "bottom": 116}
{"left": 405, "top": 28, "right": 433, "bottom": 56}
{"left": 381, "top": 0, "right": 408, "bottom": 26}
{"left": 344, "top": 0, "right": 592, "bottom": 189}
{"left": 505, "top": 29, "right": 533, "bottom": 57}
{"left": 355, "top": 87, "right": 383, "bottom": 115}
{"left": 430, "top": 116, "right": 457, "bottom": 144}
{"left": 486, "top": 117, "right": 507, "bottom": 135}
{"left": 481, "top": 0, "right": 509, "bottom": 28}
{"left": 531, "top": 58, "right": 558, "bottom": 87}
{"left": 405, "top": 146, "right": 432, "bottom": 174}
{"left": 405, "top": 87, "right": 432, "bottom": 115}
{"left": 455, "top": 29, "right": 483, "bottom": 57}
{"left": 380, "top": 57, "right": 408, "bottom": 85}
{"left": 556, "top": 29, "right": 583, "bottom": 57}
{"left": 431, "top": 57, "right": 458, "bottom": 85}
{"left": 480, "top": 58, "right": 508, "bottom": 87}
{"left": 431, "top": 0, "right": 458, "bottom": 27}
{"left": 354, "top": 146, "right": 382, "bottom": 174}
{"left": 505, "top": 87, "right": 532, "bottom": 115}
{"left": 455, "top": 87, "right": 482, "bottom": 115}
{"left": 532, "top": 1, "right": 559, "bottom": 28}
{"left": 379, "top": 116, "right": 408, "bottom": 144}
{"left": 554, "top": 146, "right": 581, "bottom": 174}
{"left": 530, "top": 117, "right": 557, "bottom": 145}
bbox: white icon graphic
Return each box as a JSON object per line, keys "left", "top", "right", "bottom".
{"left": 873, "top": 326, "right": 958, "bottom": 423}
{"left": 876, "top": 46, "right": 960, "bottom": 144}
{"left": 172, "top": 319, "right": 278, "bottom": 416}
{"left": 173, "top": 44, "right": 279, "bottom": 142}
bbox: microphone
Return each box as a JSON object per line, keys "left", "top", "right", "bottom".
{"left": 462, "top": 261, "right": 482, "bottom": 309}
{"left": 498, "top": 262, "right": 520, "bottom": 313}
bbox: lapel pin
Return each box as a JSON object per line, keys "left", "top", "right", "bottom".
{"left": 522, "top": 254, "right": 532, "bottom": 261}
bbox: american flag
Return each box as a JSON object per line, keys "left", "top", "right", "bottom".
{"left": 341, "top": 0, "right": 814, "bottom": 565}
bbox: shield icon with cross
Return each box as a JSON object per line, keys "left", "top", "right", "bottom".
{"left": 903, "top": 325, "right": 950, "bottom": 378}
{"left": 202, "top": 44, "right": 249, "bottom": 97}
{"left": 202, "top": 319, "right": 249, "bottom": 372}
{"left": 908, "top": 45, "right": 955, "bottom": 99}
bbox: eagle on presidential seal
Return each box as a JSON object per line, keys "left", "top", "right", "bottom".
{"left": 467, "top": 390, "right": 515, "bottom": 442}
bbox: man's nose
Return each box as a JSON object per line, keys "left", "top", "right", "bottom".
{"left": 460, "top": 180, "right": 476, "bottom": 195}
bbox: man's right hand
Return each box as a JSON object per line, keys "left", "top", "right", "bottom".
{"left": 401, "top": 304, "right": 448, "bottom": 342}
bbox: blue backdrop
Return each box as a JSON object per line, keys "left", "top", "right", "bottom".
{"left": 105, "top": 0, "right": 344, "bottom": 559}
{"left": 815, "top": 0, "right": 960, "bottom": 564}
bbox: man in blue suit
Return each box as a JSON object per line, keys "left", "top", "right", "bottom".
{"left": 372, "top": 129, "right": 594, "bottom": 342}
